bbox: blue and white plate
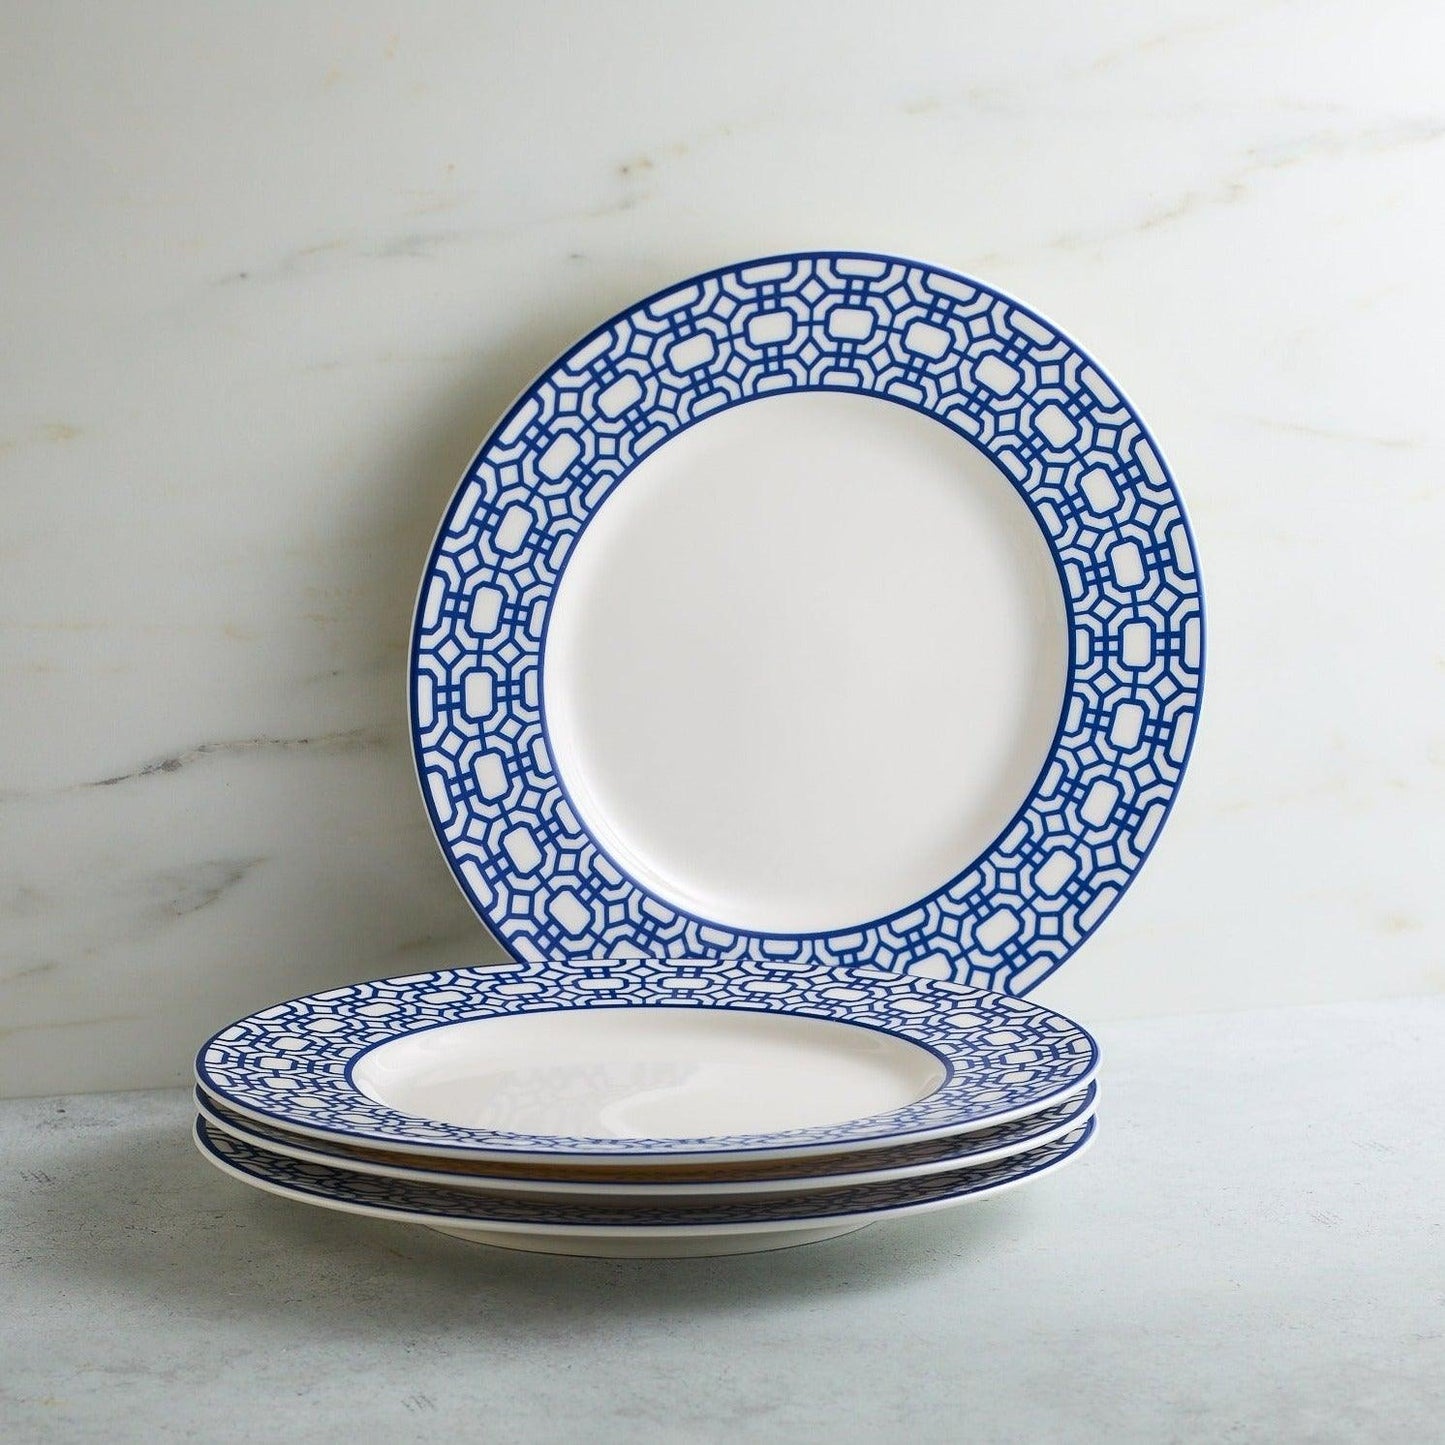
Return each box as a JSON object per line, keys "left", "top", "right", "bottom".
{"left": 194, "top": 1114, "right": 1096, "bottom": 1258}
{"left": 411, "top": 251, "right": 1203, "bottom": 992}
{"left": 195, "top": 1081, "right": 1097, "bottom": 1198}
{"left": 195, "top": 958, "right": 1097, "bottom": 1164}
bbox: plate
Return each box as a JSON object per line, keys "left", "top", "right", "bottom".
{"left": 411, "top": 251, "right": 1203, "bottom": 992}
{"left": 195, "top": 1081, "right": 1097, "bottom": 1197}
{"left": 194, "top": 1114, "right": 1096, "bottom": 1258}
{"left": 195, "top": 958, "right": 1097, "bottom": 1163}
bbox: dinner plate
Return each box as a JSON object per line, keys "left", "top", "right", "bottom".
{"left": 411, "top": 251, "right": 1203, "bottom": 992}
{"left": 195, "top": 958, "right": 1097, "bottom": 1164}
{"left": 194, "top": 1114, "right": 1096, "bottom": 1258}
{"left": 194, "top": 1081, "right": 1096, "bottom": 1198}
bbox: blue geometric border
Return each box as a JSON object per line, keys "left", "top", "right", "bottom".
{"left": 410, "top": 252, "right": 1204, "bottom": 991}
{"left": 194, "top": 959, "right": 1098, "bottom": 1159}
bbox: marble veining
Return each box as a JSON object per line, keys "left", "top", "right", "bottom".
{"left": 88, "top": 729, "right": 385, "bottom": 791}
{"left": 1, "top": 1, "right": 1442, "bottom": 1095}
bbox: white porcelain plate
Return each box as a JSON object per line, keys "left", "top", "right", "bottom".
{"left": 411, "top": 251, "right": 1203, "bottom": 992}
{"left": 195, "top": 1113, "right": 1095, "bottom": 1258}
{"left": 194, "top": 959, "right": 1097, "bottom": 1163}
{"left": 195, "top": 1082, "right": 1097, "bottom": 1198}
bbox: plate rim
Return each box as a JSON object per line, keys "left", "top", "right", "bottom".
{"left": 408, "top": 248, "right": 1206, "bottom": 991}
{"left": 193, "top": 1113, "right": 1096, "bottom": 1236}
{"left": 194, "top": 1080, "right": 1099, "bottom": 1197}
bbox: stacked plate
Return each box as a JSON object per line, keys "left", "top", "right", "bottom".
{"left": 195, "top": 252, "right": 1201, "bottom": 1257}
{"left": 195, "top": 958, "right": 1100, "bottom": 1256}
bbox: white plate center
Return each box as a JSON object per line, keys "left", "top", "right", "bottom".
{"left": 543, "top": 390, "right": 1067, "bottom": 934}
{"left": 351, "top": 1008, "right": 946, "bottom": 1139}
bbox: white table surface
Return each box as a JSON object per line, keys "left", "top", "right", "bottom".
{"left": 3, "top": 995, "right": 1441, "bottom": 1443}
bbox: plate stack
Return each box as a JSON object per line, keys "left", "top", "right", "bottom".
{"left": 195, "top": 252, "right": 1200, "bottom": 1257}
{"left": 195, "top": 959, "right": 1099, "bottom": 1256}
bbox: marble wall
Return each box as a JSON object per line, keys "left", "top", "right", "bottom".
{"left": 3, "top": 1, "right": 1441, "bottom": 1096}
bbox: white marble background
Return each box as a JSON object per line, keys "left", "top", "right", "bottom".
{"left": 2, "top": 1, "right": 1441, "bottom": 1097}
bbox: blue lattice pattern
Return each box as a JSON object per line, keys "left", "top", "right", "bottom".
{"left": 195, "top": 959, "right": 1098, "bottom": 1157}
{"left": 411, "top": 253, "right": 1203, "bottom": 991}
{"left": 196, "top": 1114, "right": 1095, "bottom": 1229}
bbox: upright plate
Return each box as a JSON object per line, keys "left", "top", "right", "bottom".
{"left": 412, "top": 252, "right": 1203, "bottom": 991}
{"left": 195, "top": 959, "right": 1097, "bottom": 1163}
{"left": 195, "top": 1115, "right": 1096, "bottom": 1259}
